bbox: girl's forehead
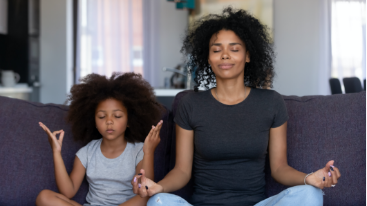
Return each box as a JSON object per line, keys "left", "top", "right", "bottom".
{"left": 96, "top": 98, "right": 127, "bottom": 112}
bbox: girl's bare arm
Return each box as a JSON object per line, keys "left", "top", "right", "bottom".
{"left": 39, "top": 122, "right": 86, "bottom": 198}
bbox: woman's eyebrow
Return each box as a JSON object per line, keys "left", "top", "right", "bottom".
{"left": 210, "top": 43, "right": 242, "bottom": 46}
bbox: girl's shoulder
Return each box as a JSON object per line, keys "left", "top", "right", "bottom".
{"left": 130, "top": 141, "right": 144, "bottom": 149}
{"left": 127, "top": 142, "right": 144, "bottom": 156}
{"left": 79, "top": 138, "right": 102, "bottom": 153}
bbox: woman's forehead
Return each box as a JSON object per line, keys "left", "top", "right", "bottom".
{"left": 209, "top": 30, "right": 244, "bottom": 45}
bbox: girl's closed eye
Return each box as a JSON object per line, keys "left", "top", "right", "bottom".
{"left": 98, "top": 116, "right": 105, "bottom": 119}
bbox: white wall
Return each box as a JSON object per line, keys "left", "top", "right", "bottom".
{"left": 0, "top": 0, "right": 7, "bottom": 34}
{"left": 273, "top": 0, "right": 330, "bottom": 96}
{"left": 155, "top": 0, "right": 331, "bottom": 95}
{"left": 40, "top": 0, "right": 73, "bottom": 104}
{"left": 157, "top": 1, "right": 188, "bottom": 88}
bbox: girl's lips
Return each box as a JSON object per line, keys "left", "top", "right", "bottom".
{"left": 106, "top": 130, "right": 114, "bottom": 133}
{"left": 218, "top": 64, "right": 234, "bottom": 69}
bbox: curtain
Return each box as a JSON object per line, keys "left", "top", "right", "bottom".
{"left": 76, "top": 0, "right": 144, "bottom": 82}
{"left": 331, "top": 0, "right": 366, "bottom": 89}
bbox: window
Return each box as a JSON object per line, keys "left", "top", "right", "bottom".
{"left": 76, "top": 0, "right": 143, "bottom": 82}
{"left": 331, "top": 0, "right": 366, "bottom": 88}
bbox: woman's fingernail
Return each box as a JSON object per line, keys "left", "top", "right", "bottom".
{"left": 328, "top": 172, "right": 331, "bottom": 177}
{"left": 134, "top": 177, "right": 136, "bottom": 182}
{"left": 138, "top": 173, "right": 142, "bottom": 175}
{"left": 330, "top": 166, "right": 334, "bottom": 171}
{"left": 145, "top": 186, "right": 149, "bottom": 190}
{"left": 323, "top": 177, "right": 325, "bottom": 181}
{"left": 331, "top": 165, "right": 335, "bottom": 168}
{"left": 138, "top": 183, "right": 141, "bottom": 188}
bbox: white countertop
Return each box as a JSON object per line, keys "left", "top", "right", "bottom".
{"left": 154, "top": 89, "right": 185, "bottom": 96}
{"left": 0, "top": 83, "right": 33, "bottom": 93}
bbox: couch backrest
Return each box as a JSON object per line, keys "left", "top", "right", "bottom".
{"left": 170, "top": 90, "right": 366, "bottom": 206}
{"left": 0, "top": 96, "right": 172, "bottom": 206}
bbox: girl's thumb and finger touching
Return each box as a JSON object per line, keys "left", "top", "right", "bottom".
{"left": 59, "top": 130, "right": 65, "bottom": 142}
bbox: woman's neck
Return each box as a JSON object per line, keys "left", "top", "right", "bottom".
{"left": 213, "top": 77, "right": 248, "bottom": 105}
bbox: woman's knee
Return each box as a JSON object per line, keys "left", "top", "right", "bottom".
{"left": 302, "top": 185, "right": 323, "bottom": 197}
{"left": 293, "top": 185, "right": 323, "bottom": 204}
{"left": 147, "top": 193, "right": 191, "bottom": 206}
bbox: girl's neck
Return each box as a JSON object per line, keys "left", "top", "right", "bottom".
{"left": 100, "top": 136, "right": 127, "bottom": 155}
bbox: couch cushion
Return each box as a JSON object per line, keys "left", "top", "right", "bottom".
{"left": 0, "top": 96, "right": 88, "bottom": 205}
{"left": 170, "top": 90, "right": 366, "bottom": 206}
{"left": 0, "top": 96, "right": 171, "bottom": 206}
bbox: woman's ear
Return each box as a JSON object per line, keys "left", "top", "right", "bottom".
{"left": 246, "top": 51, "right": 250, "bottom": 63}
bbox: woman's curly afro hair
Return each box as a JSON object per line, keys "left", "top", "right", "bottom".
{"left": 66, "top": 72, "right": 162, "bottom": 144}
{"left": 181, "top": 7, "right": 275, "bottom": 91}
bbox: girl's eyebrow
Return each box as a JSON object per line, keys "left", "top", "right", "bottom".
{"left": 96, "top": 109, "right": 123, "bottom": 112}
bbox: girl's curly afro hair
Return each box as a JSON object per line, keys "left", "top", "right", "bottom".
{"left": 181, "top": 7, "right": 275, "bottom": 91}
{"left": 66, "top": 72, "right": 163, "bottom": 144}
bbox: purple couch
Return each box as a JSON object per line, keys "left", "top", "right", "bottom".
{"left": 0, "top": 91, "right": 365, "bottom": 206}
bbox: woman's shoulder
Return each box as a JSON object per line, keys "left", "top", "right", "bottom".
{"left": 179, "top": 90, "right": 211, "bottom": 104}
{"left": 251, "top": 87, "right": 283, "bottom": 100}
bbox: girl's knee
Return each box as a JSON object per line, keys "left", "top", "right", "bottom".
{"left": 36, "top": 189, "right": 53, "bottom": 205}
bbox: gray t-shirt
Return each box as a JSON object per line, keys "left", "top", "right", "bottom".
{"left": 76, "top": 139, "right": 144, "bottom": 206}
{"left": 174, "top": 88, "right": 288, "bottom": 206}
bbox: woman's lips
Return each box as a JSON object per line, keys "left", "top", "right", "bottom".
{"left": 218, "top": 64, "right": 234, "bottom": 69}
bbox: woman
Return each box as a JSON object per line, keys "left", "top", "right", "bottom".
{"left": 132, "top": 8, "right": 341, "bottom": 206}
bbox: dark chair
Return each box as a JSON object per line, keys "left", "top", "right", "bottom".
{"left": 343, "top": 77, "right": 363, "bottom": 93}
{"left": 329, "top": 78, "right": 342, "bottom": 94}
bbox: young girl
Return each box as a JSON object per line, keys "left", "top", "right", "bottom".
{"left": 36, "top": 72, "right": 163, "bottom": 206}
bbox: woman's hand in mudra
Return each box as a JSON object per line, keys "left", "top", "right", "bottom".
{"left": 132, "top": 169, "right": 164, "bottom": 197}
{"left": 306, "top": 160, "right": 341, "bottom": 189}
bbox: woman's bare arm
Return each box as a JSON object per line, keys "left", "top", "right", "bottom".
{"left": 157, "top": 125, "right": 194, "bottom": 192}
{"left": 132, "top": 124, "right": 194, "bottom": 197}
{"left": 269, "top": 122, "right": 341, "bottom": 188}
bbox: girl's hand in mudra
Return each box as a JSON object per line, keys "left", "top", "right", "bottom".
{"left": 143, "top": 120, "right": 163, "bottom": 155}
{"left": 132, "top": 169, "right": 163, "bottom": 197}
{"left": 39, "top": 122, "right": 64, "bottom": 153}
{"left": 306, "top": 160, "right": 341, "bottom": 189}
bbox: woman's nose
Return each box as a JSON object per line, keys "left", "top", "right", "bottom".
{"left": 221, "top": 52, "right": 230, "bottom": 59}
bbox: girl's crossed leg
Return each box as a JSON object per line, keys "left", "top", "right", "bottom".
{"left": 36, "top": 189, "right": 82, "bottom": 206}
